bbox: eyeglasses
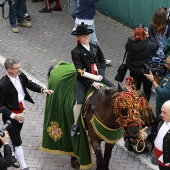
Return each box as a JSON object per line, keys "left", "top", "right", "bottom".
{"left": 10, "top": 65, "right": 21, "bottom": 70}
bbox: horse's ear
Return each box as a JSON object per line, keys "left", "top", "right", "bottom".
{"left": 47, "top": 65, "right": 55, "bottom": 79}
{"left": 118, "top": 83, "right": 123, "bottom": 92}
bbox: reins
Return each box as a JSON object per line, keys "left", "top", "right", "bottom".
{"left": 135, "top": 126, "right": 148, "bottom": 153}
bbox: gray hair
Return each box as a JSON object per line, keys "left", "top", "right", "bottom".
{"left": 4, "top": 59, "right": 19, "bottom": 70}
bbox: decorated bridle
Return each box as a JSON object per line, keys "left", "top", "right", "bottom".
{"left": 112, "top": 77, "right": 147, "bottom": 129}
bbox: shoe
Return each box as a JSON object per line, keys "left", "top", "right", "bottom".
{"left": 11, "top": 25, "right": 19, "bottom": 33}
{"left": 51, "top": 6, "right": 62, "bottom": 11}
{"left": 18, "top": 21, "right": 32, "bottom": 27}
{"left": 125, "top": 143, "right": 133, "bottom": 151}
{"left": 12, "top": 156, "right": 20, "bottom": 168}
{"left": 151, "top": 157, "right": 158, "bottom": 165}
{"left": 106, "top": 59, "right": 112, "bottom": 65}
{"left": 71, "top": 125, "right": 80, "bottom": 137}
{"left": 23, "top": 168, "right": 29, "bottom": 170}
{"left": 24, "top": 15, "right": 31, "bottom": 21}
{"left": 49, "top": 0, "right": 55, "bottom": 3}
{"left": 39, "top": 8, "right": 52, "bottom": 13}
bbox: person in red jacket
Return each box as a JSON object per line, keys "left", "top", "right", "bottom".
{"left": 39, "top": 0, "right": 62, "bottom": 13}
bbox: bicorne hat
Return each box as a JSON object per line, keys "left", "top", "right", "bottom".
{"left": 71, "top": 22, "right": 94, "bottom": 35}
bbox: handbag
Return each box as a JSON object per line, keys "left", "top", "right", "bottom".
{"left": 114, "top": 50, "right": 128, "bottom": 82}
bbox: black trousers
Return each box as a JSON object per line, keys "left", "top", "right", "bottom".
{"left": 159, "top": 165, "right": 170, "bottom": 170}
{"left": 76, "top": 78, "right": 114, "bottom": 104}
{"left": 130, "top": 73, "right": 152, "bottom": 101}
{"left": 2, "top": 115, "right": 23, "bottom": 147}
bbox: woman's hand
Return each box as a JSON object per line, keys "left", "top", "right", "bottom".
{"left": 98, "top": 75, "right": 103, "bottom": 81}
{"left": 92, "top": 82, "right": 103, "bottom": 89}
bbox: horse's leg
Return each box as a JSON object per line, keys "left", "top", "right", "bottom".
{"left": 104, "top": 143, "right": 115, "bottom": 170}
{"left": 91, "top": 140, "right": 106, "bottom": 170}
{"left": 71, "top": 156, "right": 80, "bottom": 169}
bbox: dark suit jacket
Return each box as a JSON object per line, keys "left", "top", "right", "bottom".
{"left": 0, "top": 144, "right": 12, "bottom": 170}
{"left": 71, "top": 42, "right": 106, "bottom": 86}
{"left": 148, "top": 118, "right": 170, "bottom": 164}
{"left": 0, "top": 72, "right": 43, "bottom": 118}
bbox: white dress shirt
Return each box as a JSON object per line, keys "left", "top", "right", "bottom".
{"left": 7, "top": 74, "right": 26, "bottom": 119}
{"left": 154, "top": 121, "right": 170, "bottom": 165}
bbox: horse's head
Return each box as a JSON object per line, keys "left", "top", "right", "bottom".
{"left": 112, "top": 84, "right": 149, "bottom": 136}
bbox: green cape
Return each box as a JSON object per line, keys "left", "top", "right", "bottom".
{"left": 40, "top": 61, "right": 93, "bottom": 169}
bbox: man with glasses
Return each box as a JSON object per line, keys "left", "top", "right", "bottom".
{"left": 0, "top": 58, "right": 54, "bottom": 170}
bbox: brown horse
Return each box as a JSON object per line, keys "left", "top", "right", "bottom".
{"left": 78, "top": 82, "right": 152, "bottom": 170}
{"left": 47, "top": 65, "right": 152, "bottom": 170}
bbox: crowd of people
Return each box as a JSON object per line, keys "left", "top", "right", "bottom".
{"left": 124, "top": 7, "right": 170, "bottom": 170}
{"left": 1, "top": 0, "right": 170, "bottom": 169}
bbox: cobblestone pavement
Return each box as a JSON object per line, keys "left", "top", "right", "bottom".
{"left": 0, "top": 0, "right": 158, "bottom": 169}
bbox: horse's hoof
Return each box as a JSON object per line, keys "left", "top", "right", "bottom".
{"left": 71, "top": 157, "right": 80, "bottom": 169}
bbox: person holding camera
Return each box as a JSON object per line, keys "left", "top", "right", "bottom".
{"left": 125, "top": 26, "right": 159, "bottom": 101}
{"left": 0, "top": 131, "right": 12, "bottom": 170}
{"left": 144, "top": 55, "right": 170, "bottom": 119}
{"left": 0, "top": 58, "right": 54, "bottom": 170}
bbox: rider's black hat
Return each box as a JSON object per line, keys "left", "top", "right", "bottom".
{"left": 71, "top": 22, "right": 94, "bottom": 36}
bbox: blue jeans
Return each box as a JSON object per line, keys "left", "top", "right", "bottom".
{"left": 9, "top": 0, "right": 26, "bottom": 26}
{"left": 70, "top": 0, "right": 77, "bottom": 20}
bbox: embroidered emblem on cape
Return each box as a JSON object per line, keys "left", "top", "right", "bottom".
{"left": 47, "top": 121, "right": 63, "bottom": 142}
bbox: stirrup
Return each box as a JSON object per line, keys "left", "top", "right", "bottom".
{"left": 71, "top": 125, "right": 80, "bottom": 137}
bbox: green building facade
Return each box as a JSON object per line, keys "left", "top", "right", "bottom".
{"left": 96, "top": 0, "right": 170, "bottom": 29}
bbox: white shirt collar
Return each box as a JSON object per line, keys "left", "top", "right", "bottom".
{"left": 81, "top": 43, "right": 90, "bottom": 51}
{"left": 165, "top": 121, "right": 170, "bottom": 128}
{"left": 7, "top": 73, "right": 19, "bottom": 80}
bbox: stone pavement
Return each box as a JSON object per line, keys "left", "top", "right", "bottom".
{"left": 0, "top": 0, "right": 159, "bottom": 169}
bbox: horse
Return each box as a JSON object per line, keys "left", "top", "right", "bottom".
{"left": 79, "top": 80, "right": 153, "bottom": 170}
{"left": 44, "top": 63, "right": 153, "bottom": 170}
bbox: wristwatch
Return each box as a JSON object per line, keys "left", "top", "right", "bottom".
{"left": 150, "top": 80, "right": 155, "bottom": 83}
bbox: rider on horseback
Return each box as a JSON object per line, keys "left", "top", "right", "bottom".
{"left": 70, "top": 23, "right": 115, "bottom": 137}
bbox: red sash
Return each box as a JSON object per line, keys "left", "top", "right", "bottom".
{"left": 154, "top": 146, "right": 170, "bottom": 167}
{"left": 90, "top": 64, "right": 97, "bottom": 75}
{"left": 11, "top": 102, "right": 25, "bottom": 114}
